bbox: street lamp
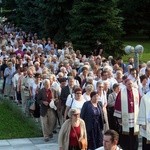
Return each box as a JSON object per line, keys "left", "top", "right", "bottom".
{"left": 125, "top": 45, "right": 144, "bottom": 70}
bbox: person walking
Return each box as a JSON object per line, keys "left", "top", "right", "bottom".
{"left": 37, "top": 79, "right": 57, "bottom": 142}
{"left": 58, "top": 108, "right": 87, "bottom": 150}
{"left": 107, "top": 83, "right": 120, "bottom": 131}
{"left": 64, "top": 87, "right": 85, "bottom": 120}
{"left": 114, "top": 79, "right": 140, "bottom": 150}
{"left": 81, "top": 91, "right": 105, "bottom": 150}
{"left": 137, "top": 90, "right": 150, "bottom": 150}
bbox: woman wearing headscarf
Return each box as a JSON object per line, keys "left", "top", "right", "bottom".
{"left": 81, "top": 91, "right": 105, "bottom": 150}
{"left": 58, "top": 108, "right": 87, "bottom": 150}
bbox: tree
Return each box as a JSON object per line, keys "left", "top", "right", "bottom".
{"left": 14, "top": 0, "right": 73, "bottom": 44}
{"left": 15, "top": 0, "right": 40, "bottom": 33}
{"left": 68, "top": 0, "right": 124, "bottom": 57}
{"left": 0, "top": 0, "right": 17, "bottom": 23}
{"left": 119, "top": 0, "right": 150, "bottom": 38}
{"left": 36, "top": 0, "right": 74, "bottom": 44}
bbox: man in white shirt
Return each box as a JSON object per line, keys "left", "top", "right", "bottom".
{"left": 96, "top": 130, "right": 122, "bottom": 150}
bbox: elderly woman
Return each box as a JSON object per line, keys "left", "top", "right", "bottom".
{"left": 83, "top": 84, "right": 94, "bottom": 101}
{"left": 64, "top": 87, "right": 86, "bottom": 120}
{"left": 96, "top": 81, "right": 109, "bottom": 132}
{"left": 37, "top": 79, "right": 57, "bottom": 142}
{"left": 81, "top": 91, "right": 105, "bottom": 150}
{"left": 58, "top": 108, "right": 87, "bottom": 150}
{"left": 82, "top": 76, "right": 97, "bottom": 91}
{"left": 107, "top": 83, "right": 120, "bottom": 131}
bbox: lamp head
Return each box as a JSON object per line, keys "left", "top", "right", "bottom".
{"left": 135, "top": 45, "right": 144, "bottom": 54}
{"left": 125, "top": 45, "right": 134, "bottom": 54}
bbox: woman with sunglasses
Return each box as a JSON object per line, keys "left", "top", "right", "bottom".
{"left": 58, "top": 108, "right": 87, "bottom": 150}
{"left": 64, "top": 87, "right": 86, "bottom": 120}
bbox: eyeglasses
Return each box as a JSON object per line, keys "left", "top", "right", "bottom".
{"left": 98, "top": 86, "right": 103, "bottom": 88}
{"left": 73, "top": 114, "right": 79, "bottom": 116}
{"left": 76, "top": 93, "right": 82, "bottom": 95}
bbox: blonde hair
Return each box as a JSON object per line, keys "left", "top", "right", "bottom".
{"left": 85, "top": 84, "right": 94, "bottom": 91}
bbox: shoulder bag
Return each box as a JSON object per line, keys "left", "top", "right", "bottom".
{"left": 72, "top": 126, "right": 87, "bottom": 150}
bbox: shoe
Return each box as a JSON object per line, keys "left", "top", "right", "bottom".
{"left": 9, "top": 96, "right": 14, "bottom": 100}
{"left": 14, "top": 100, "right": 18, "bottom": 103}
{"left": 44, "top": 138, "right": 49, "bottom": 142}
{"left": 53, "top": 130, "right": 57, "bottom": 134}
{"left": 49, "top": 134, "right": 53, "bottom": 138}
{"left": 35, "top": 118, "right": 39, "bottom": 123}
{"left": 57, "top": 126, "right": 61, "bottom": 129}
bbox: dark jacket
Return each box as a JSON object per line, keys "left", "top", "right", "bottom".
{"left": 81, "top": 101, "right": 104, "bottom": 134}
{"left": 37, "top": 88, "right": 52, "bottom": 117}
{"left": 60, "top": 85, "right": 71, "bottom": 105}
{"left": 81, "top": 101, "right": 105, "bottom": 149}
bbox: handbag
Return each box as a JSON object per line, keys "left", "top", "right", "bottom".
{"left": 49, "top": 99, "right": 57, "bottom": 110}
{"left": 78, "top": 138, "right": 87, "bottom": 150}
{"left": 28, "top": 99, "right": 35, "bottom": 110}
{"left": 72, "top": 126, "right": 87, "bottom": 150}
{"left": 30, "top": 102, "right": 35, "bottom": 111}
{"left": 24, "top": 90, "right": 30, "bottom": 96}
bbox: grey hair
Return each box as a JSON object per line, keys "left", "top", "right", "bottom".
{"left": 68, "top": 76, "right": 74, "bottom": 81}
{"left": 96, "top": 81, "right": 104, "bottom": 87}
{"left": 68, "top": 108, "right": 80, "bottom": 118}
{"left": 85, "top": 84, "right": 94, "bottom": 91}
{"left": 43, "top": 79, "right": 50, "bottom": 86}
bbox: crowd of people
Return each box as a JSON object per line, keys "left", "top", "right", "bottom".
{"left": 1, "top": 23, "right": 150, "bottom": 150}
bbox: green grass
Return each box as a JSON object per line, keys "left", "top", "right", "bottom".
{"left": 123, "top": 40, "right": 150, "bottom": 63}
{"left": 0, "top": 98, "right": 42, "bottom": 139}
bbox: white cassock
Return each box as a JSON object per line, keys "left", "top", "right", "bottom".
{"left": 137, "top": 91, "right": 150, "bottom": 140}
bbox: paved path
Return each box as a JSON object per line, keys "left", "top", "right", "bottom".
{"left": 0, "top": 136, "right": 142, "bottom": 150}
{"left": 0, "top": 137, "right": 58, "bottom": 150}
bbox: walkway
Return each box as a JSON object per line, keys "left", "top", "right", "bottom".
{"left": 0, "top": 137, "right": 58, "bottom": 150}
{"left": 0, "top": 136, "right": 142, "bottom": 150}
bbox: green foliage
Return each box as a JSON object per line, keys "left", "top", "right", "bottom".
{"left": 119, "top": 0, "right": 150, "bottom": 38}
{"left": 36, "top": 0, "right": 73, "bottom": 44}
{"left": 2, "top": 0, "right": 125, "bottom": 56}
{"left": 0, "top": 0, "right": 17, "bottom": 23}
{"left": 14, "top": 0, "right": 74, "bottom": 44}
{"left": 68, "top": 0, "right": 124, "bottom": 57}
{"left": 0, "top": 98, "right": 42, "bottom": 139}
{"left": 15, "top": 0, "right": 40, "bottom": 33}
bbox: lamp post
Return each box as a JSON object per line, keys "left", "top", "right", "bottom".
{"left": 125, "top": 45, "right": 144, "bottom": 70}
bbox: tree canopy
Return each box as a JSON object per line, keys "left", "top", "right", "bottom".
{"left": 68, "top": 0, "right": 124, "bottom": 56}
{"left": 1, "top": 0, "right": 149, "bottom": 56}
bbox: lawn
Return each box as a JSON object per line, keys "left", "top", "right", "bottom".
{"left": 123, "top": 40, "right": 150, "bottom": 63}
{"left": 0, "top": 99, "right": 42, "bottom": 139}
